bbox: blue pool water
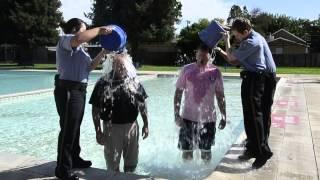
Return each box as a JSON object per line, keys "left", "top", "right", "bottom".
{"left": 0, "top": 71, "right": 243, "bottom": 179}
{"left": 0, "top": 70, "right": 101, "bottom": 95}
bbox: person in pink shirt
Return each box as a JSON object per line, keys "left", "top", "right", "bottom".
{"left": 174, "top": 43, "right": 227, "bottom": 161}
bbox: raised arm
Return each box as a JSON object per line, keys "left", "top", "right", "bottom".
{"left": 71, "top": 26, "right": 112, "bottom": 48}
{"left": 216, "top": 32, "right": 241, "bottom": 66}
{"left": 90, "top": 49, "right": 109, "bottom": 71}
{"left": 216, "top": 47, "right": 240, "bottom": 66}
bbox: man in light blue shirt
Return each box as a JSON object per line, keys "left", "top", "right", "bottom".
{"left": 231, "top": 30, "right": 276, "bottom": 73}
{"left": 54, "top": 18, "right": 112, "bottom": 180}
{"left": 56, "top": 34, "right": 92, "bottom": 83}
{"left": 217, "top": 18, "right": 277, "bottom": 169}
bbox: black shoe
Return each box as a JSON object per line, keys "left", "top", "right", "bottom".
{"left": 73, "top": 157, "right": 92, "bottom": 169}
{"left": 238, "top": 150, "right": 255, "bottom": 161}
{"left": 265, "top": 152, "right": 273, "bottom": 159}
{"left": 252, "top": 152, "right": 273, "bottom": 169}
{"left": 55, "top": 171, "right": 79, "bottom": 180}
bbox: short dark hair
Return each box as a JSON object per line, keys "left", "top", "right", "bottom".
{"left": 60, "top": 18, "right": 86, "bottom": 34}
{"left": 231, "top": 18, "right": 252, "bottom": 33}
{"left": 198, "top": 43, "right": 212, "bottom": 54}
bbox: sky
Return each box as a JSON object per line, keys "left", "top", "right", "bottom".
{"left": 60, "top": 0, "right": 320, "bottom": 32}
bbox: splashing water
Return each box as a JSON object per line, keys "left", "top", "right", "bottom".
{"left": 0, "top": 72, "right": 244, "bottom": 179}
{"left": 101, "top": 52, "right": 147, "bottom": 120}
{"left": 99, "top": 51, "right": 152, "bottom": 173}
{"left": 102, "top": 51, "right": 137, "bottom": 79}
{"left": 94, "top": 54, "right": 243, "bottom": 179}
{"left": 101, "top": 54, "right": 114, "bottom": 76}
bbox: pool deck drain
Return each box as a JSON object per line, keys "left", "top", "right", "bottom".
{"left": 1, "top": 74, "right": 320, "bottom": 180}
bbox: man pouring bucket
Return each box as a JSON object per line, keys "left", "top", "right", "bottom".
{"left": 54, "top": 18, "right": 126, "bottom": 180}
{"left": 216, "top": 18, "right": 277, "bottom": 169}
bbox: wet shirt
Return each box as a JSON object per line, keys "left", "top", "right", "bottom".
{"left": 89, "top": 77, "right": 148, "bottom": 124}
{"left": 56, "top": 34, "right": 92, "bottom": 83}
{"left": 176, "top": 63, "right": 224, "bottom": 123}
{"left": 232, "top": 30, "right": 276, "bottom": 73}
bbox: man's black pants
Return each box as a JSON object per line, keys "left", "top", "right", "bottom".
{"left": 54, "top": 75, "right": 87, "bottom": 175}
{"left": 240, "top": 71, "right": 276, "bottom": 158}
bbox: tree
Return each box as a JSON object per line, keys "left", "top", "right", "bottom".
{"left": 86, "top": 0, "right": 182, "bottom": 61}
{"left": 227, "top": 5, "right": 248, "bottom": 24}
{"left": 227, "top": 5, "right": 320, "bottom": 52}
{"left": 250, "top": 8, "right": 262, "bottom": 18}
{"left": 242, "top": 6, "right": 251, "bottom": 19}
{"left": 213, "top": 18, "right": 225, "bottom": 25}
{"left": 250, "top": 12, "right": 274, "bottom": 36}
{"left": 251, "top": 11, "right": 311, "bottom": 37}
{"left": 0, "top": 0, "right": 62, "bottom": 65}
{"left": 0, "top": 0, "right": 16, "bottom": 44}
{"left": 308, "top": 18, "right": 320, "bottom": 52}
{"left": 176, "top": 18, "right": 210, "bottom": 58}
{"left": 8, "top": 0, "right": 62, "bottom": 47}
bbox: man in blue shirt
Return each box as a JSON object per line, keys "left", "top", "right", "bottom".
{"left": 216, "top": 18, "right": 277, "bottom": 169}
{"left": 54, "top": 18, "right": 112, "bottom": 180}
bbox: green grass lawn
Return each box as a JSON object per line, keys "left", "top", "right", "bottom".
{"left": 1, "top": 63, "right": 320, "bottom": 75}
{"left": 274, "top": 67, "right": 320, "bottom": 74}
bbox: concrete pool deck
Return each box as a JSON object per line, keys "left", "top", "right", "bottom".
{"left": 0, "top": 73, "right": 320, "bottom": 179}
{"left": 0, "top": 152, "right": 155, "bottom": 180}
{"left": 207, "top": 75, "right": 320, "bottom": 180}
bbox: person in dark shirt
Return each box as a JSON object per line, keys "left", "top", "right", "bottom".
{"left": 89, "top": 53, "right": 149, "bottom": 172}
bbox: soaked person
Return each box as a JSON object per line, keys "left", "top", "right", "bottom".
{"left": 90, "top": 54, "right": 149, "bottom": 172}
{"left": 54, "top": 18, "right": 113, "bottom": 180}
{"left": 174, "top": 43, "right": 227, "bottom": 162}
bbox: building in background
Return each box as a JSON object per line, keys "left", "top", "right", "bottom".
{"left": 267, "top": 29, "right": 309, "bottom": 55}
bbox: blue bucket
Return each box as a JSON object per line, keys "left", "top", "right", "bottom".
{"left": 198, "top": 21, "right": 226, "bottom": 48}
{"left": 99, "top": 25, "right": 127, "bottom": 52}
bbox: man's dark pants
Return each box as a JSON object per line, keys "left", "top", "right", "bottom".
{"left": 54, "top": 75, "right": 87, "bottom": 175}
{"left": 240, "top": 71, "right": 276, "bottom": 158}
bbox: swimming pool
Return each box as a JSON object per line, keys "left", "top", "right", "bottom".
{"left": 0, "top": 70, "right": 102, "bottom": 95}
{"left": 0, "top": 71, "right": 243, "bottom": 179}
